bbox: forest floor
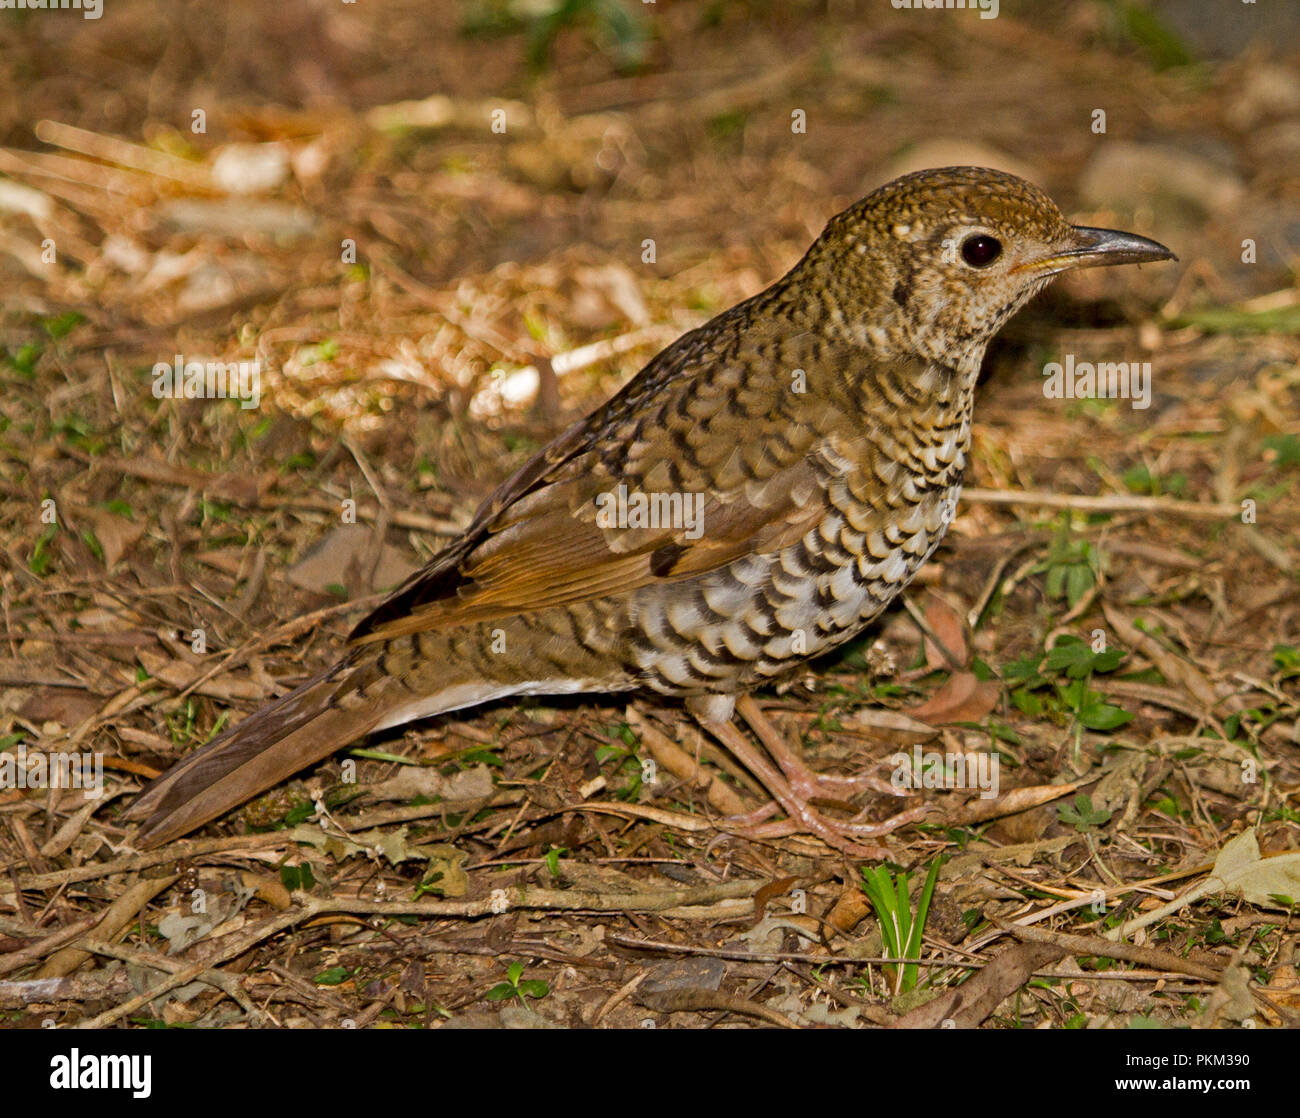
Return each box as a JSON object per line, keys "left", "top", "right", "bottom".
{"left": 1, "top": 1, "right": 1298, "bottom": 1028}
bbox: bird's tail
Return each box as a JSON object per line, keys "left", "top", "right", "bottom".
{"left": 125, "top": 656, "right": 397, "bottom": 848}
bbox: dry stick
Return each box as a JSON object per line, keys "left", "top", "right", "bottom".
{"left": 77, "top": 882, "right": 764, "bottom": 1029}
{"left": 592, "top": 971, "right": 648, "bottom": 1025}
{"left": 0, "top": 914, "right": 100, "bottom": 979}
{"left": 637, "top": 989, "right": 796, "bottom": 1028}
{"left": 40, "top": 874, "right": 179, "bottom": 978}
{"left": 257, "top": 495, "right": 458, "bottom": 532}
{"left": 0, "top": 790, "right": 530, "bottom": 896}
{"left": 76, "top": 950, "right": 247, "bottom": 1030}
{"left": 173, "top": 595, "right": 384, "bottom": 703}
{"left": 961, "top": 487, "right": 1240, "bottom": 520}
{"left": 34, "top": 120, "right": 214, "bottom": 189}
{"left": 997, "top": 919, "right": 1223, "bottom": 983}
{"left": 606, "top": 932, "right": 978, "bottom": 971}
{"left": 900, "top": 596, "right": 965, "bottom": 672}
{"left": 606, "top": 932, "right": 1196, "bottom": 985}
{"left": 5, "top": 774, "right": 1080, "bottom": 900}
{"left": 625, "top": 707, "right": 748, "bottom": 815}
{"left": 81, "top": 940, "right": 267, "bottom": 1024}
{"left": 0, "top": 971, "right": 134, "bottom": 1009}
{"left": 74, "top": 448, "right": 460, "bottom": 530}
{"left": 966, "top": 539, "right": 1041, "bottom": 629}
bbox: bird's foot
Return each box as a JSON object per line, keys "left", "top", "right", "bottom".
{"left": 695, "top": 699, "right": 927, "bottom": 858}
{"left": 723, "top": 800, "right": 929, "bottom": 859}
{"left": 734, "top": 693, "right": 904, "bottom": 800}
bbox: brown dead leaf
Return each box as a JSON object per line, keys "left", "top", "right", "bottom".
{"left": 923, "top": 593, "right": 969, "bottom": 670}
{"left": 843, "top": 707, "right": 938, "bottom": 745}
{"left": 888, "top": 941, "right": 1066, "bottom": 1029}
{"left": 17, "top": 688, "right": 102, "bottom": 727}
{"left": 362, "top": 764, "right": 495, "bottom": 805}
{"left": 101, "top": 454, "right": 275, "bottom": 506}
{"left": 909, "top": 671, "right": 1000, "bottom": 725}
{"left": 286, "top": 524, "right": 419, "bottom": 595}
{"left": 825, "top": 880, "right": 873, "bottom": 934}
{"left": 940, "top": 782, "right": 1078, "bottom": 826}
{"left": 82, "top": 507, "right": 144, "bottom": 569}
{"left": 136, "top": 648, "right": 273, "bottom": 701}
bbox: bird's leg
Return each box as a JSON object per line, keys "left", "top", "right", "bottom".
{"left": 735, "top": 694, "right": 904, "bottom": 801}
{"left": 687, "top": 695, "right": 925, "bottom": 858}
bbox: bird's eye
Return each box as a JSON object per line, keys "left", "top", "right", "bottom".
{"left": 960, "top": 234, "right": 1002, "bottom": 267}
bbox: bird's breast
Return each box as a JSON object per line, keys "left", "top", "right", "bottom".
{"left": 625, "top": 469, "right": 963, "bottom": 696}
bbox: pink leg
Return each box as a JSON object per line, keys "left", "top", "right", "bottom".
{"left": 736, "top": 694, "right": 907, "bottom": 800}
{"left": 692, "top": 702, "right": 927, "bottom": 858}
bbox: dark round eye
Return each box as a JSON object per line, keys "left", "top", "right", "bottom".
{"left": 960, "top": 234, "right": 1002, "bottom": 267}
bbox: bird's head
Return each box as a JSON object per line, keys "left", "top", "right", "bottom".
{"left": 809, "top": 165, "right": 1175, "bottom": 370}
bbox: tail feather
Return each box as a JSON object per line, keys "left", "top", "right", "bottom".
{"left": 127, "top": 661, "right": 390, "bottom": 848}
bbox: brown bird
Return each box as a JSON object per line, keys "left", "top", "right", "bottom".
{"left": 128, "top": 166, "right": 1174, "bottom": 853}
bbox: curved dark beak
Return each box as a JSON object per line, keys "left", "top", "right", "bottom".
{"left": 1066, "top": 225, "right": 1177, "bottom": 267}
{"left": 1019, "top": 226, "right": 1177, "bottom": 276}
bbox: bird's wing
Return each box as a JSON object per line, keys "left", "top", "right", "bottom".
{"left": 351, "top": 319, "right": 854, "bottom": 644}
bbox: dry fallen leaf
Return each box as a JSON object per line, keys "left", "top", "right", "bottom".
{"left": 909, "top": 670, "right": 1000, "bottom": 725}
{"left": 286, "top": 524, "right": 419, "bottom": 594}
{"left": 922, "top": 593, "right": 969, "bottom": 670}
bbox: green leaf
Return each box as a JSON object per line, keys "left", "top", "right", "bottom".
{"left": 1272, "top": 644, "right": 1300, "bottom": 673}
{"left": 1057, "top": 793, "right": 1113, "bottom": 832}
{"left": 1001, "top": 652, "right": 1043, "bottom": 684}
{"left": 1079, "top": 698, "right": 1133, "bottom": 731}
{"left": 1065, "top": 564, "right": 1094, "bottom": 607}
{"left": 1262, "top": 435, "right": 1300, "bottom": 469}
{"left": 42, "top": 310, "right": 85, "bottom": 339}
{"left": 544, "top": 847, "right": 563, "bottom": 877}
{"left": 1011, "top": 688, "right": 1043, "bottom": 717}
{"left": 1114, "top": 0, "right": 1193, "bottom": 69}
{"left": 1171, "top": 305, "right": 1300, "bottom": 335}
{"left": 1043, "top": 637, "right": 1124, "bottom": 678}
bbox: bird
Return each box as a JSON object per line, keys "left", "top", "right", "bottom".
{"left": 126, "top": 166, "right": 1175, "bottom": 853}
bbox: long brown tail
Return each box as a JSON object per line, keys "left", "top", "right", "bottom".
{"left": 126, "top": 657, "right": 394, "bottom": 848}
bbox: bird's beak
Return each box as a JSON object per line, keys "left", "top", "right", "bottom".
{"left": 1019, "top": 226, "right": 1177, "bottom": 277}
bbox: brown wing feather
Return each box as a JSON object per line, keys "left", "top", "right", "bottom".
{"left": 349, "top": 324, "right": 843, "bottom": 644}
{"left": 348, "top": 315, "right": 887, "bottom": 647}
{"left": 350, "top": 457, "right": 827, "bottom": 643}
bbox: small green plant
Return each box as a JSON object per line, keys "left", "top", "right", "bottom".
{"left": 1004, "top": 635, "right": 1132, "bottom": 733}
{"left": 1033, "top": 519, "right": 1105, "bottom": 607}
{"left": 594, "top": 723, "right": 643, "bottom": 799}
{"left": 543, "top": 845, "right": 567, "bottom": 878}
{"left": 42, "top": 310, "right": 84, "bottom": 339}
{"left": 1260, "top": 435, "right": 1300, "bottom": 469}
{"left": 860, "top": 857, "right": 944, "bottom": 995}
{"left": 1057, "top": 793, "right": 1113, "bottom": 833}
{"left": 485, "top": 961, "right": 549, "bottom": 1005}
{"left": 29, "top": 523, "right": 59, "bottom": 577}
{"left": 1107, "top": 0, "right": 1193, "bottom": 69}
{"left": 1122, "top": 463, "right": 1188, "bottom": 498}
{"left": 461, "top": 0, "right": 650, "bottom": 73}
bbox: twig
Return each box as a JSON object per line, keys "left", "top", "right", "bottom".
{"left": 961, "top": 487, "right": 1240, "bottom": 520}
{"left": 996, "top": 919, "right": 1223, "bottom": 982}
{"left": 82, "top": 940, "right": 266, "bottom": 1025}
{"left": 0, "top": 914, "right": 100, "bottom": 978}
{"left": 75, "top": 882, "right": 765, "bottom": 1028}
